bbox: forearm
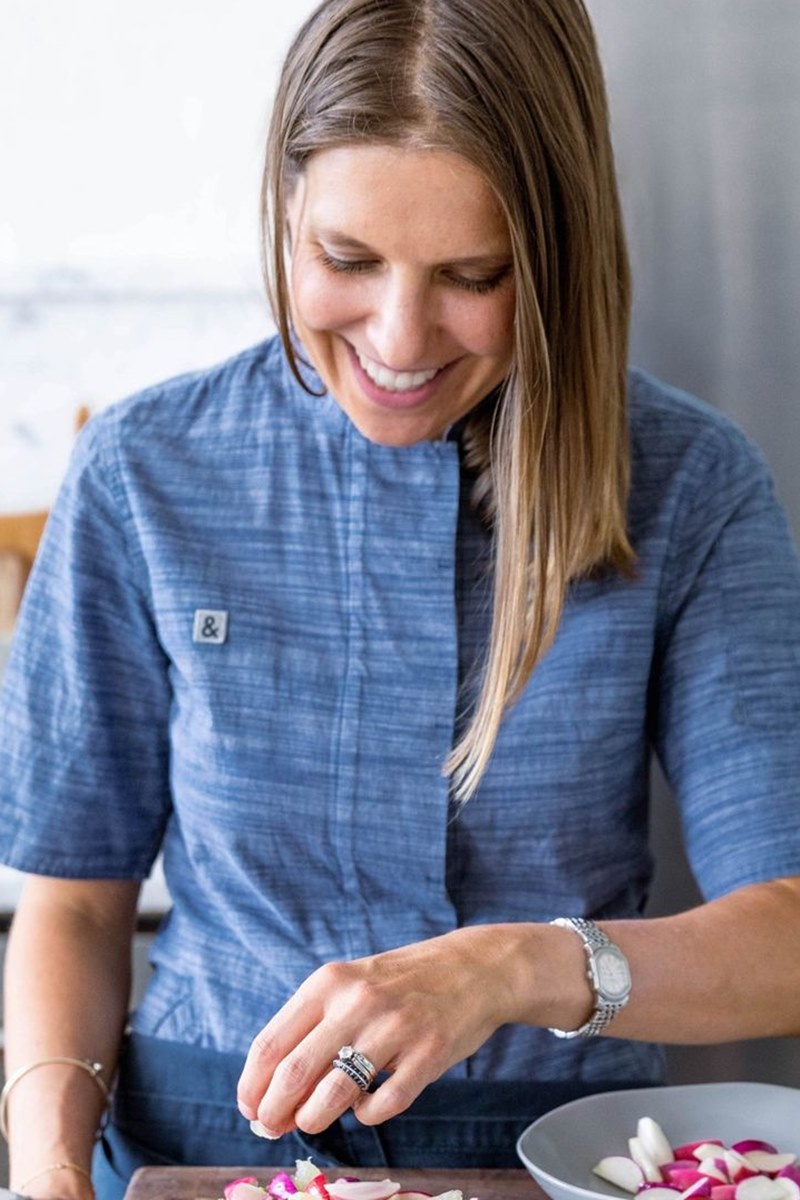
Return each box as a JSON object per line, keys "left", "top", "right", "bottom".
{"left": 503, "top": 876, "right": 800, "bottom": 1043}
{"left": 4, "top": 878, "right": 139, "bottom": 1198}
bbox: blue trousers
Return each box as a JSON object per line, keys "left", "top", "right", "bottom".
{"left": 93, "top": 1034, "right": 659, "bottom": 1200}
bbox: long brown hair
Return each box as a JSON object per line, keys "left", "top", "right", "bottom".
{"left": 262, "top": 0, "right": 635, "bottom": 803}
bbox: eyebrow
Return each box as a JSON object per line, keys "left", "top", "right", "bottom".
{"left": 313, "top": 228, "right": 513, "bottom": 269}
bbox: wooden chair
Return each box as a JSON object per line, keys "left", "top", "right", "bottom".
{"left": 0, "top": 406, "right": 90, "bottom": 635}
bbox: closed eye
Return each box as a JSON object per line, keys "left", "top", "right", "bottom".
{"left": 317, "top": 250, "right": 512, "bottom": 295}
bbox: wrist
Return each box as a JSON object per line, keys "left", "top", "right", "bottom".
{"left": 500, "top": 921, "right": 596, "bottom": 1030}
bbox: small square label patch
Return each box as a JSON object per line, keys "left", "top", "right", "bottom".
{"left": 193, "top": 609, "right": 229, "bottom": 645}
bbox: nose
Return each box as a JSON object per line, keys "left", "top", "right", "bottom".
{"left": 365, "top": 271, "right": 435, "bottom": 369}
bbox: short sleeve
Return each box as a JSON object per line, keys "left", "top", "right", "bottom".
{"left": 650, "top": 430, "right": 800, "bottom": 900}
{"left": 0, "top": 415, "right": 172, "bottom": 877}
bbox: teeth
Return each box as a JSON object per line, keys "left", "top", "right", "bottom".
{"left": 356, "top": 350, "right": 440, "bottom": 392}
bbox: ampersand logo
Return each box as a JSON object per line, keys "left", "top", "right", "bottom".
{"left": 192, "top": 609, "right": 229, "bottom": 645}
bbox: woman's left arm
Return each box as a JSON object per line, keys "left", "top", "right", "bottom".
{"left": 237, "top": 879, "right": 800, "bottom": 1136}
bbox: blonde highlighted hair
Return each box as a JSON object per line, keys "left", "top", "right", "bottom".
{"left": 262, "top": 0, "right": 635, "bottom": 803}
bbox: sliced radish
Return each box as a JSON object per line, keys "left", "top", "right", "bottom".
{"left": 638, "top": 1119, "right": 675, "bottom": 1167}
{"left": 778, "top": 1172, "right": 800, "bottom": 1187}
{"left": 671, "top": 1172, "right": 709, "bottom": 1191}
{"left": 394, "top": 1194, "right": 433, "bottom": 1199}
{"left": 294, "top": 1163, "right": 323, "bottom": 1192}
{"left": 725, "top": 1153, "right": 758, "bottom": 1184}
{"left": 269, "top": 1174, "right": 299, "bottom": 1199}
{"left": 680, "top": 1182, "right": 713, "bottom": 1200}
{"left": 744, "top": 1155, "right": 797, "bottom": 1176}
{"left": 327, "top": 1183, "right": 400, "bottom": 1200}
{"left": 665, "top": 1163, "right": 704, "bottom": 1179}
{"left": 711, "top": 1189, "right": 737, "bottom": 1200}
{"left": 430, "top": 1192, "right": 464, "bottom": 1200}
{"left": 630, "top": 1137, "right": 665, "bottom": 1183}
{"left": 226, "top": 1181, "right": 261, "bottom": 1200}
{"left": 735, "top": 1179, "right": 792, "bottom": 1200}
{"left": 676, "top": 1146, "right": 724, "bottom": 1163}
{"left": 777, "top": 1182, "right": 800, "bottom": 1200}
{"left": 696, "top": 1147, "right": 730, "bottom": 1163}
{"left": 734, "top": 1145, "right": 780, "bottom": 1158}
{"left": 637, "top": 1187, "right": 681, "bottom": 1199}
{"left": 698, "top": 1161, "right": 730, "bottom": 1184}
{"left": 594, "top": 1155, "right": 646, "bottom": 1193}
{"left": 228, "top": 1187, "right": 267, "bottom": 1200}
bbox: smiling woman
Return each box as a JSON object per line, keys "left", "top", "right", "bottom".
{"left": 1, "top": 1, "right": 800, "bottom": 1199}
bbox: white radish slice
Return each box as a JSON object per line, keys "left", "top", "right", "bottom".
{"left": 636, "top": 1188, "right": 681, "bottom": 1199}
{"left": 395, "top": 1194, "right": 433, "bottom": 1199}
{"left": 294, "top": 1163, "right": 322, "bottom": 1191}
{"left": 430, "top": 1192, "right": 464, "bottom": 1200}
{"left": 328, "top": 1184, "right": 401, "bottom": 1200}
{"left": 594, "top": 1156, "right": 646, "bottom": 1193}
{"left": 638, "top": 1119, "right": 676, "bottom": 1167}
{"left": 744, "top": 1155, "right": 798, "bottom": 1175}
{"left": 696, "top": 1147, "right": 730, "bottom": 1163}
{"left": 630, "top": 1138, "right": 665, "bottom": 1183}
{"left": 777, "top": 1183, "right": 800, "bottom": 1200}
{"left": 229, "top": 1187, "right": 267, "bottom": 1200}
{"left": 698, "top": 1161, "right": 730, "bottom": 1184}
{"left": 734, "top": 1144, "right": 780, "bottom": 1157}
{"left": 736, "top": 1180, "right": 794, "bottom": 1200}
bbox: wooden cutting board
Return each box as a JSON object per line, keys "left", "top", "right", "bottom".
{"left": 124, "top": 1166, "right": 542, "bottom": 1200}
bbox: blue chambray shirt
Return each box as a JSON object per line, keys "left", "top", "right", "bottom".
{"left": 2, "top": 336, "right": 799, "bottom": 1085}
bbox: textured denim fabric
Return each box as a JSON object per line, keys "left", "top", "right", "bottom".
{"left": 2, "top": 338, "right": 799, "bottom": 1086}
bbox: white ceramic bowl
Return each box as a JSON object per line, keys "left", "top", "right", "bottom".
{"left": 517, "top": 1082, "right": 800, "bottom": 1200}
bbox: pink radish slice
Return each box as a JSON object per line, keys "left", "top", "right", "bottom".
{"left": 394, "top": 1194, "right": 433, "bottom": 1199}
{"left": 327, "top": 1182, "right": 401, "bottom": 1200}
{"left": 671, "top": 1172, "right": 708, "bottom": 1191}
{"left": 270, "top": 1174, "right": 299, "bottom": 1198}
{"left": 594, "top": 1156, "right": 646, "bottom": 1193}
{"left": 228, "top": 1187, "right": 267, "bottom": 1200}
{"left": 744, "top": 1155, "right": 797, "bottom": 1176}
{"left": 665, "top": 1164, "right": 705, "bottom": 1178}
{"left": 734, "top": 1145, "right": 780, "bottom": 1158}
{"left": 680, "top": 1181, "right": 713, "bottom": 1200}
{"left": 226, "top": 1181, "right": 260, "bottom": 1200}
{"left": 711, "top": 1188, "right": 737, "bottom": 1200}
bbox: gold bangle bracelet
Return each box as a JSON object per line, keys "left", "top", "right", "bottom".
{"left": 19, "top": 1160, "right": 95, "bottom": 1195}
{"left": 0, "top": 1057, "right": 109, "bottom": 1141}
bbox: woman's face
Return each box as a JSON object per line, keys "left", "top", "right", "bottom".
{"left": 286, "top": 143, "right": 516, "bottom": 446}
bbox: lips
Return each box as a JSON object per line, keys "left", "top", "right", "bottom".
{"left": 355, "top": 349, "right": 441, "bottom": 393}
{"left": 346, "top": 342, "right": 457, "bottom": 411}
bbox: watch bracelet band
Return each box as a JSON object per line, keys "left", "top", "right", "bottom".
{"left": 548, "top": 916, "right": 629, "bottom": 1038}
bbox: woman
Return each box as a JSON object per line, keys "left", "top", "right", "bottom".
{"left": 2, "top": 0, "right": 800, "bottom": 1197}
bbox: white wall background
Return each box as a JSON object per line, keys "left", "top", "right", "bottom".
{"left": 1, "top": 1, "right": 799, "bottom": 1091}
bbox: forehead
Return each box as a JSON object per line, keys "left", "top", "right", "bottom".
{"left": 294, "top": 143, "right": 511, "bottom": 259}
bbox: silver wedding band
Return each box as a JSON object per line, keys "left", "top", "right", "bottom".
{"left": 331, "top": 1044, "right": 376, "bottom": 1092}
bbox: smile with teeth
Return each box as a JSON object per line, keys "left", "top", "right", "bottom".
{"left": 356, "top": 349, "right": 442, "bottom": 393}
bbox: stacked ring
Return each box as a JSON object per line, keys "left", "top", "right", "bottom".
{"left": 331, "top": 1044, "right": 376, "bottom": 1092}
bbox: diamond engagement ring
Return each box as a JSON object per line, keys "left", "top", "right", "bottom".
{"left": 332, "top": 1044, "right": 376, "bottom": 1091}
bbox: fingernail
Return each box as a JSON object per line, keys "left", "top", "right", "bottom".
{"left": 250, "top": 1119, "right": 282, "bottom": 1140}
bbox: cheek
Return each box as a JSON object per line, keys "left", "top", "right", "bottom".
{"left": 291, "top": 263, "right": 365, "bottom": 333}
{"left": 452, "top": 295, "right": 515, "bottom": 360}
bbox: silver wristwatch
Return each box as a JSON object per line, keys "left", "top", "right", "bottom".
{"left": 548, "top": 917, "right": 631, "bottom": 1038}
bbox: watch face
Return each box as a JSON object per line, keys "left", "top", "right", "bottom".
{"left": 596, "top": 946, "right": 632, "bottom": 1001}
